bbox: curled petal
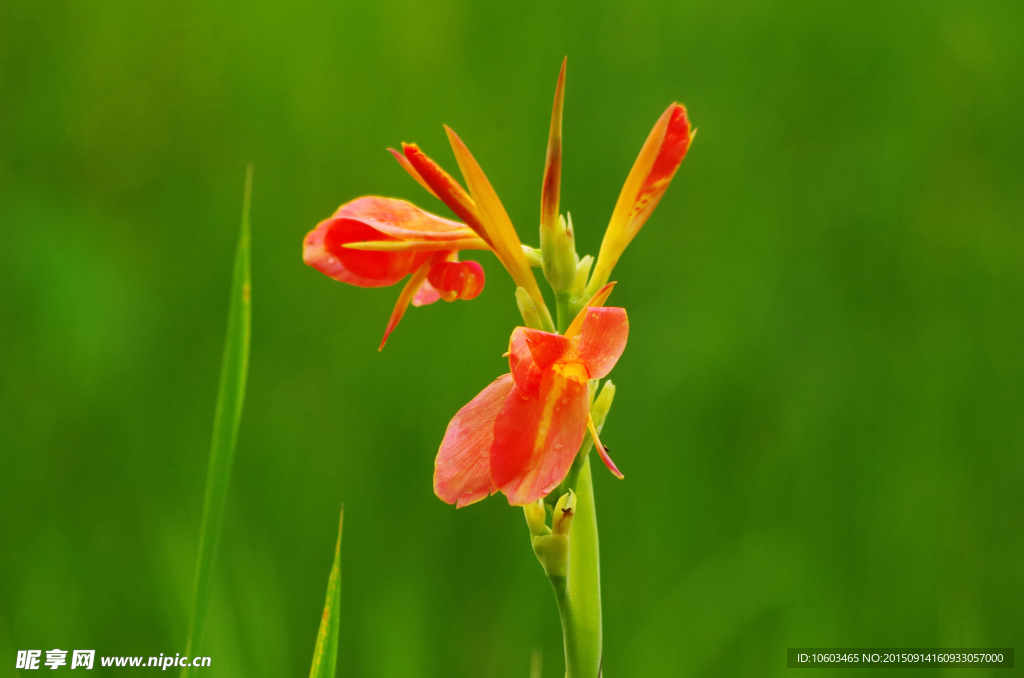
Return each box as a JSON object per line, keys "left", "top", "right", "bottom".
{"left": 564, "top": 282, "right": 616, "bottom": 339}
{"left": 508, "top": 328, "right": 543, "bottom": 399}
{"left": 434, "top": 375, "right": 513, "bottom": 507}
{"left": 576, "top": 307, "right": 629, "bottom": 379}
{"left": 304, "top": 216, "right": 420, "bottom": 287}
{"left": 491, "top": 373, "right": 590, "bottom": 505}
{"left": 428, "top": 260, "right": 486, "bottom": 301}
{"left": 588, "top": 413, "right": 624, "bottom": 479}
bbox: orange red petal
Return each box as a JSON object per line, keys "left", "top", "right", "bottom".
{"left": 490, "top": 373, "right": 590, "bottom": 505}
{"left": 434, "top": 374, "right": 512, "bottom": 507}
{"left": 576, "top": 307, "right": 629, "bottom": 379}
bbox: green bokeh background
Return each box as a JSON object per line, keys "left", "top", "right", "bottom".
{"left": 2, "top": 0, "right": 1022, "bottom": 676}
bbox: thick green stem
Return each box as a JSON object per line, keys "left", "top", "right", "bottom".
{"left": 565, "top": 457, "right": 602, "bottom": 676}
{"left": 543, "top": 457, "right": 601, "bottom": 677}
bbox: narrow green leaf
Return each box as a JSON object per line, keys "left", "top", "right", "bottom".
{"left": 181, "top": 165, "right": 253, "bottom": 677}
{"left": 309, "top": 506, "right": 344, "bottom": 678}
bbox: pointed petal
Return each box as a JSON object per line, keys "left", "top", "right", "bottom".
{"left": 576, "top": 307, "right": 629, "bottom": 379}
{"left": 388, "top": 147, "right": 440, "bottom": 199}
{"left": 379, "top": 259, "right": 433, "bottom": 351}
{"left": 342, "top": 237, "right": 489, "bottom": 252}
{"left": 401, "top": 143, "right": 492, "bottom": 245}
{"left": 491, "top": 373, "right": 590, "bottom": 505}
{"left": 304, "top": 216, "right": 418, "bottom": 287}
{"left": 335, "top": 196, "right": 477, "bottom": 241}
{"left": 590, "top": 104, "right": 692, "bottom": 291}
{"left": 627, "top": 104, "right": 692, "bottom": 238}
{"left": 434, "top": 374, "right": 513, "bottom": 507}
{"left": 564, "top": 281, "right": 616, "bottom": 339}
{"left": 589, "top": 413, "right": 624, "bottom": 479}
{"left": 444, "top": 126, "right": 553, "bottom": 330}
{"left": 508, "top": 328, "right": 543, "bottom": 399}
{"left": 541, "top": 57, "right": 566, "bottom": 236}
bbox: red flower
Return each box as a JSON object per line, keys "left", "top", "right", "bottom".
{"left": 304, "top": 196, "right": 487, "bottom": 349}
{"left": 434, "top": 298, "right": 628, "bottom": 507}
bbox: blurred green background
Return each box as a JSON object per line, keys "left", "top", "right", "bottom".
{"left": 2, "top": 0, "right": 1022, "bottom": 675}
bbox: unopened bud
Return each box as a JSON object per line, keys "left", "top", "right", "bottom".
{"left": 591, "top": 380, "right": 616, "bottom": 429}
{"left": 524, "top": 500, "right": 551, "bottom": 537}
{"left": 515, "top": 287, "right": 544, "bottom": 330}
{"left": 571, "top": 255, "right": 593, "bottom": 299}
{"left": 521, "top": 245, "right": 543, "bottom": 268}
{"left": 540, "top": 214, "right": 579, "bottom": 296}
{"left": 552, "top": 490, "right": 576, "bottom": 535}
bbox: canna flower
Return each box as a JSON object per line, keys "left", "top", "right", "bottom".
{"left": 304, "top": 196, "right": 488, "bottom": 350}
{"left": 434, "top": 289, "right": 627, "bottom": 507}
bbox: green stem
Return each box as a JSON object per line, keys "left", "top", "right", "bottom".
{"left": 555, "top": 292, "right": 572, "bottom": 334}
{"left": 544, "top": 457, "right": 601, "bottom": 678}
{"left": 566, "top": 456, "right": 602, "bottom": 677}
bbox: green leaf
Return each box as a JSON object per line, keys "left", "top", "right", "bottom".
{"left": 309, "top": 506, "right": 345, "bottom": 678}
{"left": 181, "top": 166, "right": 253, "bottom": 677}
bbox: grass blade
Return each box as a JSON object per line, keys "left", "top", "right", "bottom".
{"left": 309, "top": 506, "right": 344, "bottom": 678}
{"left": 181, "top": 166, "right": 253, "bottom": 676}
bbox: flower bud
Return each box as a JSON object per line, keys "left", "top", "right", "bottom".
{"left": 531, "top": 533, "right": 569, "bottom": 579}
{"left": 552, "top": 490, "right": 576, "bottom": 535}
{"left": 540, "top": 214, "right": 579, "bottom": 296}
{"left": 515, "top": 287, "right": 545, "bottom": 330}
{"left": 524, "top": 500, "right": 551, "bottom": 537}
{"left": 591, "top": 380, "right": 616, "bottom": 429}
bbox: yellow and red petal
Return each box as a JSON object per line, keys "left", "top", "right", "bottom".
{"left": 626, "top": 104, "right": 692, "bottom": 238}
{"left": 378, "top": 259, "right": 434, "bottom": 351}
{"left": 490, "top": 373, "right": 590, "bottom": 505}
{"left": 334, "top": 196, "right": 476, "bottom": 242}
{"left": 576, "top": 307, "right": 629, "bottom": 379}
{"left": 388, "top": 147, "right": 440, "bottom": 199}
{"left": 444, "top": 126, "right": 554, "bottom": 330}
{"left": 434, "top": 374, "right": 513, "bottom": 507}
{"left": 589, "top": 103, "right": 693, "bottom": 293}
{"left": 401, "top": 143, "right": 491, "bottom": 245}
{"left": 508, "top": 328, "right": 544, "bottom": 399}
{"left": 304, "top": 216, "right": 420, "bottom": 287}
{"left": 520, "top": 328, "right": 572, "bottom": 371}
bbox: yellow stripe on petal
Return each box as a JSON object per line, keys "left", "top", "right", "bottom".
{"left": 444, "top": 126, "right": 554, "bottom": 331}
{"left": 343, "top": 237, "right": 489, "bottom": 252}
